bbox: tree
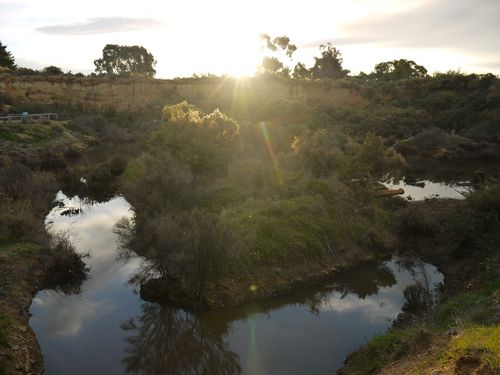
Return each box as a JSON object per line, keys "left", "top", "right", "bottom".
{"left": 311, "top": 43, "right": 349, "bottom": 80}
{"left": 94, "top": 44, "right": 156, "bottom": 77}
{"left": 260, "top": 34, "right": 297, "bottom": 58}
{"left": 0, "top": 41, "right": 16, "bottom": 69}
{"left": 43, "top": 65, "right": 64, "bottom": 75}
{"left": 292, "top": 62, "right": 311, "bottom": 79}
{"left": 373, "top": 59, "right": 427, "bottom": 80}
{"left": 258, "top": 56, "right": 290, "bottom": 78}
{"left": 258, "top": 34, "right": 297, "bottom": 78}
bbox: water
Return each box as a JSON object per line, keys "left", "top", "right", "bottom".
{"left": 384, "top": 179, "right": 471, "bottom": 200}
{"left": 30, "top": 193, "right": 443, "bottom": 375}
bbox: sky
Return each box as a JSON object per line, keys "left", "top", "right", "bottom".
{"left": 1, "top": 0, "right": 499, "bottom": 78}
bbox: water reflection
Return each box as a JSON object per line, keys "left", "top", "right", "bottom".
{"left": 30, "top": 192, "right": 143, "bottom": 374}
{"left": 327, "top": 263, "right": 397, "bottom": 299}
{"left": 122, "top": 259, "right": 442, "bottom": 375}
{"left": 384, "top": 178, "right": 471, "bottom": 200}
{"left": 30, "top": 193, "right": 444, "bottom": 375}
{"left": 223, "top": 259, "right": 442, "bottom": 375}
{"left": 122, "top": 304, "right": 241, "bottom": 375}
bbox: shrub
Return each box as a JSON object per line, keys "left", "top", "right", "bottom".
{"left": 107, "top": 156, "right": 128, "bottom": 176}
{"left": 448, "top": 182, "right": 500, "bottom": 257}
{"left": 67, "top": 115, "right": 106, "bottom": 134}
{"left": 44, "top": 234, "right": 88, "bottom": 294}
{"left": 402, "top": 281, "right": 433, "bottom": 314}
{"left": 148, "top": 102, "right": 241, "bottom": 176}
{"left": 40, "top": 151, "right": 67, "bottom": 170}
{"left": 292, "top": 129, "right": 406, "bottom": 180}
{"left": 0, "top": 160, "right": 33, "bottom": 199}
{"left": 397, "top": 204, "right": 439, "bottom": 237}
{"left": 122, "top": 152, "right": 195, "bottom": 213}
{"left": 132, "top": 209, "right": 232, "bottom": 300}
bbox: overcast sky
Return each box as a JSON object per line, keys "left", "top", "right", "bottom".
{"left": 1, "top": 0, "right": 499, "bottom": 78}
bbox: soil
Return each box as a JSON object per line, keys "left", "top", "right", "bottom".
{"left": 0, "top": 243, "right": 48, "bottom": 375}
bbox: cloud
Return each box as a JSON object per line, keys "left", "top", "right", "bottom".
{"left": 31, "top": 290, "right": 115, "bottom": 337}
{"left": 36, "top": 17, "right": 167, "bottom": 35}
{"left": 302, "top": 0, "right": 500, "bottom": 53}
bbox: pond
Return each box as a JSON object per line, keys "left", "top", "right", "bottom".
{"left": 384, "top": 178, "right": 471, "bottom": 200}
{"left": 30, "top": 192, "right": 443, "bottom": 375}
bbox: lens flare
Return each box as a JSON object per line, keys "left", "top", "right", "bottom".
{"left": 259, "top": 121, "right": 284, "bottom": 185}
{"left": 245, "top": 316, "right": 263, "bottom": 374}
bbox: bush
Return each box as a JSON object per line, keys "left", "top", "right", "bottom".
{"left": 397, "top": 204, "right": 439, "bottom": 237}
{"left": 107, "top": 156, "right": 128, "bottom": 176}
{"left": 292, "top": 129, "right": 406, "bottom": 180}
{"left": 402, "top": 281, "right": 433, "bottom": 314}
{"left": 148, "top": 102, "right": 241, "bottom": 176}
{"left": 122, "top": 152, "right": 195, "bottom": 213}
{"left": 40, "top": 151, "right": 67, "bottom": 170}
{"left": 42, "top": 65, "right": 64, "bottom": 75}
{"left": 445, "top": 182, "right": 500, "bottom": 259}
{"left": 67, "top": 115, "right": 106, "bottom": 134}
{"left": 0, "top": 160, "right": 33, "bottom": 200}
{"left": 44, "top": 234, "right": 88, "bottom": 294}
{"left": 129, "top": 209, "right": 232, "bottom": 301}
{"left": 63, "top": 144, "right": 83, "bottom": 159}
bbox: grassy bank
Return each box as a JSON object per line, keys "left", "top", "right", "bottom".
{"left": 338, "top": 183, "right": 500, "bottom": 374}
{"left": 0, "top": 118, "right": 132, "bottom": 374}
{"left": 119, "top": 102, "right": 405, "bottom": 308}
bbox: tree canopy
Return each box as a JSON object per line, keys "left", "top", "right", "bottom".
{"left": 0, "top": 41, "right": 16, "bottom": 69}
{"left": 94, "top": 44, "right": 157, "bottom": 77}
{"left": 311, "top": 43, "right": 349, "bottom": 80}
{"left": 292, "top": 62, "right": 311, "bottom": 79}
{"left": 258, "top": 34, "right": 297, "bottom": 77}
{"left": 260, "top": 34, "right": 297, "bottom": 58}
{"left": 43, "top": 65, "right": 64, "bottom": 75}
{"left": 373, "top": 59, "right": 428, "bottom": 80}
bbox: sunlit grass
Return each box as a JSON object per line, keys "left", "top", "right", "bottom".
{"left": 343, "top": 277, "right": 500, "bottom": 374}
{"left": 450, "top": 325, "right": 500, "bottom": 370}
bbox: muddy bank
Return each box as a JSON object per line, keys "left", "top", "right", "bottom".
{"left": 0, "top": 119, "right": 140, "bottom": 374}
{"left": 0, "top": 243, "right": 47, "bottom": 375}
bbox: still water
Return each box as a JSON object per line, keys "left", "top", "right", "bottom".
{"left": 30, "top": 193, "right": 443, "bottom": 375}
{"left": 384, "top": 179, "right": 471, "bottom": 200}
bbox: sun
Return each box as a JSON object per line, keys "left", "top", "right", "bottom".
{"left": 216, "top": 39, "right": 262, "bottom": 78}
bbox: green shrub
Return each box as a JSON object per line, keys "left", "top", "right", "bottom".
{"left": 148, "top": 102, "right": 241, "bottom": 176}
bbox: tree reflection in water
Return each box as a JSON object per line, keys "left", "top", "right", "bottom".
{"left": 121, "top": 303, "right": 241, "bottom": 375}
{"left": 303, "top": 262, "right": 397, "bottom": 314}
{"left": 332, "top": 263, "right": 397, "bottom": 299}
